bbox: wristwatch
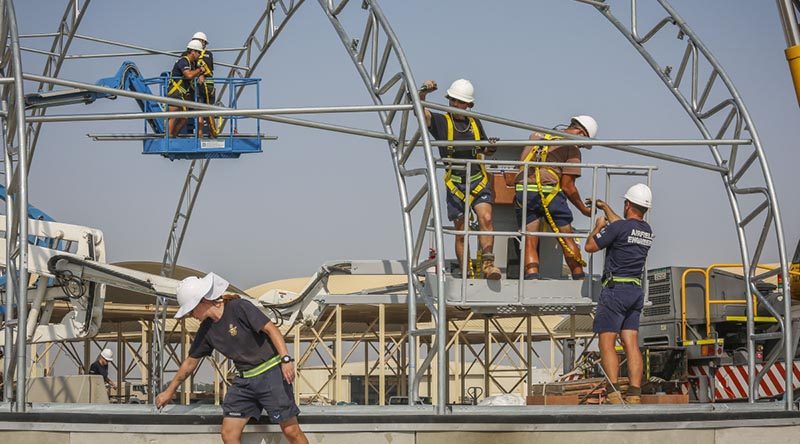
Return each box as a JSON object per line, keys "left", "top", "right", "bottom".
{"left": 281, "top": 355, "right": 294, "bottom": 364}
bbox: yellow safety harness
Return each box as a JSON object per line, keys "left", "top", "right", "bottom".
{"left": 167, "top": 56, "right": 193, "bottom": 98}
{"left": 239, "top": 354, "right": 282, "bottom": 378}
{"left": 197, "top": 49, "right": 221, "bottom": 137}
{"left": 442, "top": 113, "right": 488, "bottom": 204}
{"left": 519, "top": 134, "right": 587, "bottom": 267}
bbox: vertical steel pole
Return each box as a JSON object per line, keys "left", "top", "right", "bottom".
{"left": 6, "top": 0, "right": 30, "bottom": 412}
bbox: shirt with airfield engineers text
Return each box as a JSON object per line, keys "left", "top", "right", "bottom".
{"left": 593, "top": 218, "right": 654, "bottom": 278}
{"left": 189, "top": 298, "right": 277, "bottom": 372}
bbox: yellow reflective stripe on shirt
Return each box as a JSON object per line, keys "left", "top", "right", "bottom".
{"left": 515, "top": 184, "right": 556, "bottom": 193}
{"left": 241, "top": 354, "right": 282, "bottom": 378}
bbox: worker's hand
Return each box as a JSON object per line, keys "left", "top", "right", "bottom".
{"left": 155, "top": 390, "right": 174, "bottom": 408}
{"left": 594, "top": 199, "right": 608, "bottom": 211}
{"left": 529, "top": 131, "right": 544, "bottom": 141}
{"left": 594, "top": 215, "right": 608, "bottom": 229}
{"left": 281, "top": 362, "right": 296, "bottom": 385}
{"left": 420, "top": 80, "right": 437, "bottom": 93}
{"left": 198, "top": 75, "right": 206, "bottom": 85}
{"left": 484, "top": 137, "right": 499, "bottom": 156}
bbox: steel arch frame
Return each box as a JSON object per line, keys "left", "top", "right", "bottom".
{"left": 586, "top": 0, "right": 793, "bottom": 407}
{"left": 0, "top": 0, "right": 793, "bottom": 414}
{"left": 152, "top": 0, "right": 306, "bottom": 401}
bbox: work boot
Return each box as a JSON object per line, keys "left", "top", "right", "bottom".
{"left": 481, "top": 253, "right": 501, "bottom": 280}
{"left": 606, "top": 391, "right": 623, "bottom": 405}
{"left": 626, "top": 386, "right": 641, "bottom": 404}
{"left": 626, "top": 395, "right": 641, "bottom": 404}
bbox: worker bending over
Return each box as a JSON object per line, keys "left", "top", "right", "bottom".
{"left": 167, "top": 40, "right": 205, "bottom": 137}
{"left": 513, "top": 116, "right": 597, "bottom": 280}
{"left": 156, "top": 273, "right": 308, "bottom": 444}
{"left": 585, "top": 183, "right": 654, "bottom": 404}
{"left": 88, "top": 348, "right": 116, "bottom": 389}
{"left": 419, "top": 78, "right": 501, "bottom": 279}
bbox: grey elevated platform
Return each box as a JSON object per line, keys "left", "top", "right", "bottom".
{"left": 426, "top": 272, "right": 600, "bottom": 315}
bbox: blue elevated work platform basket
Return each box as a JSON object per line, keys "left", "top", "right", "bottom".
{"left": 141, "top": 74, "right": 263, "bottom": 160}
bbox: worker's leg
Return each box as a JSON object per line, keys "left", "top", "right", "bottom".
{"left": 280, "top": 417, "right": 309, "bottom": 444}
{"left": 523, "top": 219, "right": 541, "bottom": 279}
{"left": 598, "top": 332, "right": 620, "bottom": 385}
{"left": 516, "top": 191, "right": 543, "bottom": 279}
{"left": 454, "top": 217, "right": 466, "bottom": 270}
{"left": 618, "top": 287, "right": 645, "bottom": 392}
{"left": 220, "top": 417, "right": 248, "bottom": 444}
{"left": 474, "top": 202, "right": 501, "bottom": 279}
{"left": 197, "top": 117, "right": 205, "bottom": 138}
{"left": 474, "top": 201, "right": 494, "bottom": 253}
{"left": 168, "top": 105, "right": 183, "bottom": 137}
{"left": 557, "top": 224, "right": 585, "bottom": 277}
{"left": 446, "top": 189, "right": 467, "bottom": 271}
{"left": 620, "top": 329, "right": 642, "bottom": 389}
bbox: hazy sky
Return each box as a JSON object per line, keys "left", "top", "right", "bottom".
{"left": 14, "top": 0, "right": 800, "bottom": 290}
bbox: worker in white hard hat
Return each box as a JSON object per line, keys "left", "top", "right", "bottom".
{"left": 88, "top": 348, "right": 116, "bottom": 389}
{"left": 585, "top": 183, "right": 654, "bottom": 405}
{"left": 167, "top": 39, "right": 206, "bottom": 137}
{"left": 512, "top": 115, "right": 598, "bottom": 281}
{"left": 418, "top": 78, "right": 501, "bottom": 280}
{"left": 156, "top": 273, "right": 308, "bottom": 444}
{"left": 191, "top": 31, "right": 218, "bottom": 137}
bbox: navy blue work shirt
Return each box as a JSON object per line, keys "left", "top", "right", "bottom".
{"left": 593, "top": 218, "right": 654, "bottom": 277}
{"left": 428, "top": 112, "right": 488, "bottom": 179}
{"left": 88, "top": 360, "right": 110, "bottom": 383}
{"left": 171, "top": 56, "right": 195, "bottom": 80}
{"left": 189, "top": 298, "right": 277, "bottom": 372}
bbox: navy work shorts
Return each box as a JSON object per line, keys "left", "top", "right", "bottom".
{"left": 592, "top": 284, "right": 645, "bottom": 333}
{"left": 223, "top": 365, "right": 301, "bottom": 423}
{"left": 515, "top": 191, "right": 574, "bottom": 227}
{"left": 446, "top": 179, "right": 493, "bottom": 222}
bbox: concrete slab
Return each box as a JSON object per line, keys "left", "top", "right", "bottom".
{"left": 3, "top": 431, "right": 65, "bottom": 444}
{"left": 416, "top": 430, "right": 716, "bottom": 444}
{"left": 715, "top": 426, "right": 800, "bottom": 444}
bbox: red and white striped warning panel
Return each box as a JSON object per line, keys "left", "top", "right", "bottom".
{"left": 689, "top": 361, "right": 800, "bottom": 400}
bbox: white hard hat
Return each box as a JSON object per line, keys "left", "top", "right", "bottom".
{"left": 446, "top": 79, "right": 475, "bottom": 104}
{"left": 175, "top": 272, "right": 230, "bottom": 319}
{"left": 571, "top": 115, "right": 598, "bottom": 138}
{"left": 101, "top": 348, "right": 114, "bottom": 362}
{"left": 187, "top": 39, "right": 204, "bottom": 51}
{"left": 192, "top": 32, "right": 208, "bottom": 43}
{"left": 624, "top": 183, "right": 653, "bottom": 209}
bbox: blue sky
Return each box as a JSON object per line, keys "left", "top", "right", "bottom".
{"left": 14, "top": 0, "right": 800, "bottom": 288}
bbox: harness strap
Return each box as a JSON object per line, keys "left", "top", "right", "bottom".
{"left": 240, "top": 354, "right": 282, "bottom": 378}
{"left": 168, "top": 56, "right": 193, "bottom": 96}
{"left": 522, "top": 134, "right": 587, "bottom": 267}
{"left": 602, "top": 276, "right": 642, "bottom": 287}
{"left": 515, "top": 184, "right": 557, "bottom": 193}
{"left": 443, "top": 113, "right": 488, "bottom": 204}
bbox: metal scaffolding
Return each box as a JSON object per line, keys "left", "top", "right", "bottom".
{"left": 0, "top": 0, "right": 793, "bottom": 414}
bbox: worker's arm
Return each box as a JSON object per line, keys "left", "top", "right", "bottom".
{"left": 155, "top": 356, "right": 200, "bottom": 407}
{"left": 418, "top": 80, "right": 437, "bottom": 128}
{"left": 182, "top": 66, "right": 204, "bottom": 80}
{"left": 561, "top": 174, "right": 592, "bottom": 217}
{"left": 262, "top": 321, "right": 296, "bottom": 384}
{"left": 584, "top": 215, "right": 608, "bottom": 253}
{"left": 595, "top": 199, "right": 622, "bottom": 223}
